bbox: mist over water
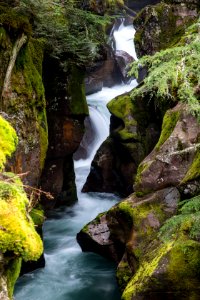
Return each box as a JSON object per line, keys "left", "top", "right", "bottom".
{"left": 14, "top": 21, "right": 137, "bottom": 300}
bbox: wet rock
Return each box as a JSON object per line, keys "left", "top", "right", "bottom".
{"left": 40, "top": 61, "right": 88, "bottom": 207}
{"left": 114, "top": 50, "right": 134, "bottom": 82}
{"left": 77, "top": 187, "right": 180, "bottom": 264}
{"left": 77, "top": 213, "right": 123, "bottom": 262}
{"left": 85, "top": 49, "right": 122, "bottom": 95}
{"left": 134, "top": 103, "right": 200, "bottom": 195}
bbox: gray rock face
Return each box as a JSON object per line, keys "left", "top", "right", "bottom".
{"left": 77, "top": 213, "right": 124, "bottom": 262}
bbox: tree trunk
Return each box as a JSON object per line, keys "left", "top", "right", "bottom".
{"left": 1, "top": 33, "right": 27, "bottom": 109}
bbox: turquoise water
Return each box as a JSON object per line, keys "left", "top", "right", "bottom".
{"left": 14, "top": 193, "right": 121, "bottom": 300}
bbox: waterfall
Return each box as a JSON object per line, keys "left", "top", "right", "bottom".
{"left": 14, "top": 20, "right": 137, "bottom": 300}
{"left": 114, "top": 20, "right": 137, "bottom": 60}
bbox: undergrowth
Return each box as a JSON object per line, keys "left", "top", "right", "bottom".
{"left": 159, "top": 195, "right": 200, "bottom": 241}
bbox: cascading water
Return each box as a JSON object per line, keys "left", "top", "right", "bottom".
{"left": 113, "top": 20, "right": 137, "bottom": 60}
{"left": 14, "top": 20, "right": 137, "bottom": 300}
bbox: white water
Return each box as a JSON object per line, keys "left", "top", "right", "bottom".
{"left": 14, "top": 21, "right": 137, "bottom": 300}
{"left": 114, "top": 21, "right": 137, "bottom": 60}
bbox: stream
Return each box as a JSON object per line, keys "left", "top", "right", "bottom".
{"left": 14, "top": 21, "right": 137, "bottom": 300}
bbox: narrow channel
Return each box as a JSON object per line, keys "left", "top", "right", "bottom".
{"left": 14, "top": 21, "right": 137, "bottom": 300}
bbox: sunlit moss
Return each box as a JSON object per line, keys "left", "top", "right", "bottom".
{"left": 0, "top": 116, "right": 18, "bottom": 171}
{"left": 155, "top": 109, "right": 180, "bottom": 150}
{"left": 0, "top": 174, "right": 43, "bottom": 261}
{"left": 122, "top": 242, "right": 174, "bottom": 300}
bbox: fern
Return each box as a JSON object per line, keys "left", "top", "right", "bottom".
{"left": 129, "top": 20, "right": 200, "bottom": 118}
{"left": 159, "top": 195, "right": 200, "bottom": 241}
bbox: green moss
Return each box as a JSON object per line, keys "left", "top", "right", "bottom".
{"left": 155, "top": 110, "right": 180, "bottom": 150}
{"left": 14, "top": 39, "right": 45, "bottom": 106}
{"left": 11, "top": 37, "right": 48, "bottom": 170}
{"left": 0, "top": 116, "right": 18, "bottom": 171}
{"left": 108, "top": 94, "right": 140, "bottom": 141}
{"left": 30, "top": 207, "right": 45, "bottom": 227}
{"left": 122, "top": 242, "right": 174, "bottom": 300}
{"left": 118, "top": 201, "right": 135, "bottom": 229}
{"left": 0, "top": 4, "right": 32, "bottom": 37}
{"left": 182, "top": 146, "right": 200, "bottom": 183}
{"left": 6, "top": 257, "right": 22, "bottom": 298}
{"left": 167, "top": 240, "right": 200, "bottom": 290}
{"left": 108, "top": 94, "right": 132, "bottom": 120}
{"left": 38, "top": 111, "right": 48, "bottom": 169}
{"left": 0, "top": 173, "right": 43, "bottom": 261}
{"left": 117, "top": 260, "right": 133, "bottom": 291}
{"left": 134, "top": 161, "right": 151, "bottom": 188}
{"left": 129, "top": 19, "right": 200, "bottom": 119}
{"left": 68, "top": 66, "right": 89, "bottom": 116}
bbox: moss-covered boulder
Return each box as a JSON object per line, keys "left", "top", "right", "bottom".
{"left": 134, "top": 103, "right": 200, "bottom": 196}
{"left": 0, "top": 174, "right": 43, "bottom": 261}
{"left": 133, "top": 0, "right": 198, "bottom": 57}
{"left": 122, "top": 195, "right": 200, "bottom": 300}
{"left": 77, "top": 187, "right": 179, "bottom": 263}
{"left": 0, "top": 174, "right": 43, "bottom": 299}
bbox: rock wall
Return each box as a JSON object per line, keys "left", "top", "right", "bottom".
{"left": 40, "top": 60, "right": 88, "bottom": 208}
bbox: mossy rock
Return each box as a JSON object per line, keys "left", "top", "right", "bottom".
{"left": 134, "top": 103, "right": 200, "bottom": 195}
{"left": 68, "top": 65, "right": 89, "bottom": 116}
{"left": 130, "top": 19, "right": 200, "bottom": 118}
{"left": 0, "top": 116, "right": 18, "bottom": 171}
{"left": 3, "top": 35, "right": 48, "bottom": 181}
{"left": 5, "top": 257, "right": 22, "bottom": 298}
{"left": 133, "top": 2, "right": 198, "bottom": 57}
{"left": 0, "top": 173, "right": 43, "bottom": 261}
{"left": 122, "top": 194, "right": 200, "bottom": 299}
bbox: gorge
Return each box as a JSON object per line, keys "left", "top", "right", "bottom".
{"left": 0, "top": 1, "right": 200, "bottom": 300}
{"left": 14, "top": 21, "right": 138, "bottom": 300}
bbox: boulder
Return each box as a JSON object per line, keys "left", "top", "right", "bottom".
{"left": 77, "top": 187, "right": 180, "bottom": 280}
{"left": 134, "top": 103, "right": 200, "bottom": 196}
{"left": 122, "top": 193, "right": 200, "bottom": 300}
{"left": 114, "top": 50, "right": 134, "bottom": 82}
{"left": 133, "top": 1, "right": 198, "bottom": 57}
